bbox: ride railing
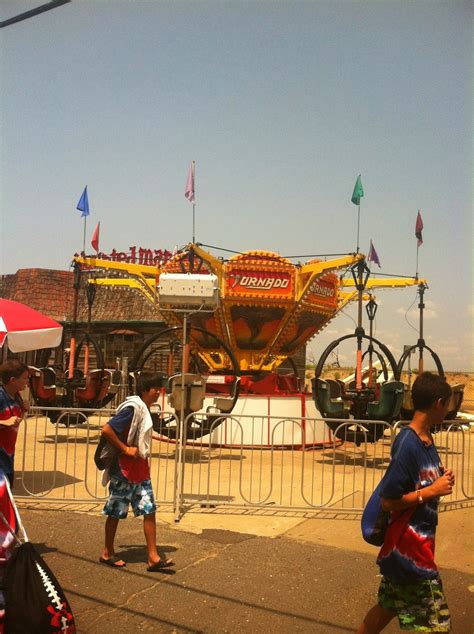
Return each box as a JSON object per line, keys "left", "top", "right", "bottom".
{"left": 14, "top": 408, "right": 474, "bottom": 518}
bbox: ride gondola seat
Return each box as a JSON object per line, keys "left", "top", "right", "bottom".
{"left": 325, "top": 378, "right": 343, "bottom": 399}
{"left": 366, "top": 380, "right": 404, "bottom": 423}
{"left": 75, "top": 369, "right": 111, "bottom": 404}
{"left": 312, "top": 378, "right": 349, "bottom": 419}
{"left": 28, "top": 367, "right": 56, "bottom": 404}
{"left": 445, "top": 384, "right": 465, "bottom": 421}
{"left": 167, "top": 373, "right": 206, "bottom": 414}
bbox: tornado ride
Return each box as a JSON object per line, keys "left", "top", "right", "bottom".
{"left": 64, "top": 242, "right": 429, "bottom": 447}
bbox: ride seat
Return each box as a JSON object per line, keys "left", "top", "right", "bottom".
{"left": 41, "top": 367, "right": 57, "bottom": 387}
{"left": 366, "top": 380, "right": 404, "bottom": 422}
{"left": 28, "top": 366, "right": 56, "bottom": 403}
{"left": 325, "top": 379, "right": 342, "bottom": 399}
{"left": 167, "top": 373, "right": 206, "bottom": 413}
{"left": 107, "top": 370, "right": 122, "bottom": 395}
{"left": 445, "top": 384, "right": 465, "bottom": 421}
{"left": 209, "top": 376, "right": 240, "bottom": 414}
{"left": 76, "top": 369, "right": 111, "bottom": 403}
{"left": 312, "top": 378, "right": 349, "bottom": 419}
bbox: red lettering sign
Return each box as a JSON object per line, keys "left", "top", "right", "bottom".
{"left": 226, "top": 270, "right": 293, "bottom": 299}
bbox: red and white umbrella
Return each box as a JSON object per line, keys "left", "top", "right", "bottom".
{"left": 0, "top": 298, "right": 63, "bottom": 353}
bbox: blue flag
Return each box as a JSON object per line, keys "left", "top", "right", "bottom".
{"left": 76, "top": 186, "right": 90, "bottom": 217}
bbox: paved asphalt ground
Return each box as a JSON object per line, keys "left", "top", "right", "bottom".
{"left": 13, "top": 504, "right": 473, "bottom": 633}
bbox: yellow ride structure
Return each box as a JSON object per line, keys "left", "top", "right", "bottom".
{"left": 74, "top": 243, "right": 424, "bottom": 375}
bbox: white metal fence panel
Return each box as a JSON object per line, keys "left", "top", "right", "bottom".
{"left": 14, "top": 409, "right": 473, "bottom": 518}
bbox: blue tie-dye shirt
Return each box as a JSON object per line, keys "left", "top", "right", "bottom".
{"left": 377, "top": 426, "right": 443, "bottom": 584}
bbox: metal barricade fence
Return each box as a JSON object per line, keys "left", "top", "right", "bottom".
{"left": 171, "top": 415, "right": 394, "bottom": 517}
{"left": 17, "top": 407, "right": 114, "bottom": 503}
{"left": 14, "top": 408, "right": 473, "bottom": 518}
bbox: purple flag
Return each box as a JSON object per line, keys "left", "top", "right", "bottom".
{"left": 368, "top": 240, "right": 381, "bottom": 268}
{"left": 185, "top": 161, "right": 195, "bottom": 204}
{"left": 415, "top": 210, "right": 423, "bottom": 246}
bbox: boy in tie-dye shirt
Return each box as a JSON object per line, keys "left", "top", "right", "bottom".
{"left": 357, "top": 373, "right": 455, "bottom": 633}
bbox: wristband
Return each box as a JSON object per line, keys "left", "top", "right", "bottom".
{"left": 416, "top": 489, "right": 423, "bottom": 504}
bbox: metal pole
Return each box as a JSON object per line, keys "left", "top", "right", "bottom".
{"left": 174, "top": 314, "right": 188, "bottom": 522}
{"left": 418, "top": 284, "right": 425, "bottom": 374}
{"left": 356, "top": 204, "right": 361, "bottom": 254}
{"left": 68, "top": 262, "right": 81, "bottom": 378}
{"left": 368, "top": 315, "right": 374, "bottom": 388}
{"left": 83, "top": 216, "right": 87, "bottom": 254}
{"left": 192, "top": 161, "right": 196, "bottom": 243}
{"left": 351, "top": 260, "right": 369, "bottom": 392}
{"left": 356, "top": 265, "right": 364, "bottom": 389}
{"left": 120, "top": 356, "right": 129, "bottom": 402}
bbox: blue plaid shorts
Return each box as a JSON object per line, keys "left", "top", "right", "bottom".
{"left": 103, "top": 477, "right": 157, "bottom": 519}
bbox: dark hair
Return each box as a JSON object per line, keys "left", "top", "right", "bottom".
{"left": 135, "top": 372, "right": 163, "bottom": 396}
{"left": 412, "top": 372, "right": 452, "bottom": 411}
{"left": 0, "top": 359, "right": 28, "bottom": 385}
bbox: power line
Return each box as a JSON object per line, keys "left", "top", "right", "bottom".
{"left": 0, "top": 0, "right": 71, "bottom": 29}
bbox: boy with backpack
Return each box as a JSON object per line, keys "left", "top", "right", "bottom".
{"left": 357, "top": 372, "right": 455, "bottom": 633}
{"left": 99, "top": 372, "right": 174, "bottom": 572}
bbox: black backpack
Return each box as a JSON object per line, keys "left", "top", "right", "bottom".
{"left": 93, "top": 433, "right": 119, "bottom": 470}
{"left": 0, "top": 477, "right": 76, "bottom": 633}
{"left": 4, "top": 542, "right": 76, "bottom": 633}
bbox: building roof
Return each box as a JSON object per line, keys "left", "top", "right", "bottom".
{"left": 0, "top": 268, "right": 162, "bottom": 323}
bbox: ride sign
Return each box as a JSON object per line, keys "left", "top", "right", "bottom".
{"left": 226, "top": 270, "right": 294, "bottom": 299}
{"left": 304, "top": 275, "right": 338, "bottom": 309}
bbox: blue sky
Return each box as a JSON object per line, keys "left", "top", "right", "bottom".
{"left": 1, "top": 0, "right": 472, "bottom": 370}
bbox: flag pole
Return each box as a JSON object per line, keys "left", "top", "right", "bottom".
{"left": 83, "top": 216, "right": 87, "bottom": 254}
{"left": 351, "top": 175, "right": 364, "bottom": 254}
{"left": 192, "top": 161, "right": 196, "bottom": 243}
{"left": 356, "top": 204, "right": 361, "bottom": 253}
{"left": 185, "top": 161, "right": 196, "bottom": 243}
{"left": 77, "top": 185, "right": 90, "bottom": 254}
{"left": 415, "top": 210, "right": 423, "bottom": 279}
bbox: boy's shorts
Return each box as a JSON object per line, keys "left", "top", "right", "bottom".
{"left": 378, "top": 576, "right": 451, "bottom": 632}
{"left": 103, "top": 478, "right": 157, "bottom": 519}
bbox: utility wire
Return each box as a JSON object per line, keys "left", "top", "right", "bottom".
{"left": 0, "top": 0, "right": 71, "bottom": 28}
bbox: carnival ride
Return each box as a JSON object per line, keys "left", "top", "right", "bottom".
{"left": 26, "top": 241, "right": 463, "bottom": 442}
{"left": 396, "top": 282, "right": 464, "bottom": 422}
{"left": 27, "top": 267, "right": 122, "bottom": 423}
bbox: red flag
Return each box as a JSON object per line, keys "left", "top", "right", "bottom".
{"left": 185, "top": 161, "right": 195, "bottom": 204}
{"left": 415, "top": 211, "right": 423, "bottom": 246}
{"left": 91, "top": 221, "right": 100, "bottom": 252}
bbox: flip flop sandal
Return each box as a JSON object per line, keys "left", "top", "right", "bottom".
{"left": 146, "top": 559, "right": 174, "bottom": 572}
{"left": 99, "top": 556, "right": 126, "bottom": 568}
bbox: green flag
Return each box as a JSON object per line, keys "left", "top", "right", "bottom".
{"left": 351, "top": 174, "right": 364, "bottom": 205}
